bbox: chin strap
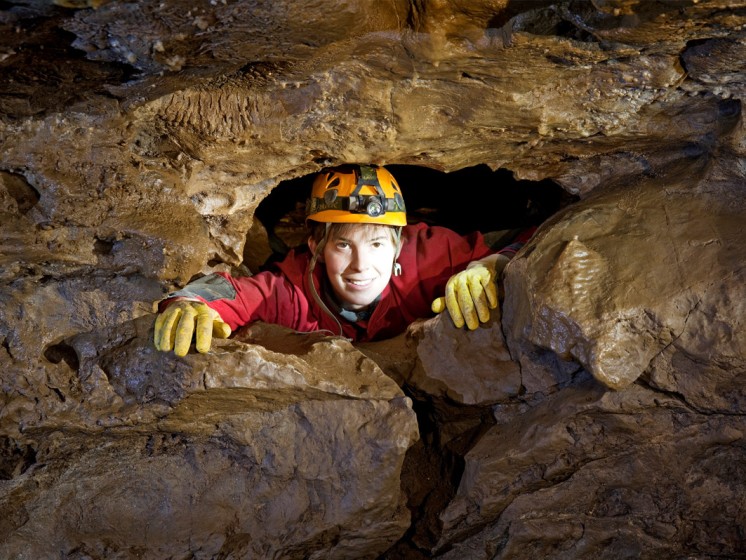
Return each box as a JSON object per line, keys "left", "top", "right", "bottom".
{"left": 307, "top": 223, "right": 404, "bottom": 336}
{"left": 308, "top": 223, "right": 346, "bottom": 338}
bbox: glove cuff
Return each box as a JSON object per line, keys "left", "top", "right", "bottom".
{"left": 152, "top": 295, "right": 202, "bottom": 314}
{"left": 466, "top": 253, "right": 511, "bottom": 278}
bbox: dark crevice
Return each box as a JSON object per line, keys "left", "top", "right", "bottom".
{"left": 679, "top": 37, "right": 714, "bottom": 76}
{"left": 252, "top": 164, "right": 576, "bottom": 271}
{"left": 43, "top": 341, "right": 80, "bottom": 371}
{"left": 380, "top": 387, "right": 497, "bottom": 559}
{"left": 718, "top": 98, "right": 741, "bottom": 119}
{"left": 0, "top": 437, "right": 37, "bottom": 480}
{"left": 93, "top": 237, "right": 115, "bottom": 256}
{"left": 0, "top": 170, "right": 40, "bottom": 214}
{"left": 48, "top": 385, "right": 67, "bottom": 403}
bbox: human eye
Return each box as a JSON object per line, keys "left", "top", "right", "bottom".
{"left": 371, "top": 238, "right": 390, "bottom": 249}
{"left": 335, "top": 241, "right": 350, "bottom": 250}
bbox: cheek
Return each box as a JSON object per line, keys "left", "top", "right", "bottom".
{"left": 323, "top": 248, "right": 345, "bottom": 273}
{"left": 375, "top": 248, "right": 397, "bottom": 271}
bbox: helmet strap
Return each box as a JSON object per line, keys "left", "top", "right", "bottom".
{"left": 352, "top": 166, "right": 386, "bottom": 198}
{"left": 307, "top": 223, "right": 345, "bottom": 337}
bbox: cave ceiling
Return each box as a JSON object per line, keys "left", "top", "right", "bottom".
{"left": 2, "top": 0, "right": 744, "bottom": 184}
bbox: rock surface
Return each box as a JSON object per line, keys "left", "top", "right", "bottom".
{"left": 438, "top": 380, "right": 746, "bottom": 559}
{"left": 1, "top": 320, "right": 418, "bottom": 559}
{"left": 1, "top": 0, "right": 745, "bottom": 558}
{"left": 504, "top": 153, "right": 746, "bottom": 392}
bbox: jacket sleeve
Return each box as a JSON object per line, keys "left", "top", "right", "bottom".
{"left": 399, "top": 225, "right": 496, "bottom": 309}
{"left": 158, "top": 270, "right": 307, "bottom": 332}
{"left": 494, "top": 226, "right": 536, "bottom": 258}
{"left": 398, "top": 224, "right": 536, "bottom": 312}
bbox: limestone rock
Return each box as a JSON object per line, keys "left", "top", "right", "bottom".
{"left": 361, "top": 312, "right": 520, "bottom": 407}
{"left": 436, "top": 380, "right": 746, "bottom": 558}
{"left": 646, "top": 266, "right": 746, "bottom": 413}
{"left": 1, "top": 0, "right": 746, "bottom": 558}
{"left": 503, "top": 158, "right": 746, "bottom": 391}
{"left": 0, "top": 320, "right": 418, "bottom": 559}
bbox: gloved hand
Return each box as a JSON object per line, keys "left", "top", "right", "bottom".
{"left": 431, "top": 255, "right": 508, "bottom": 330}
{"left": 153, "top": 300, "right": 231, "bottom": 356}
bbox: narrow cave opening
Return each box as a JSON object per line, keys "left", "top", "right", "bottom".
{"left": 249, "top": 164, "right": 577, "bottom": 558}
{"left": 251, "top": 164, "right": 575, "bottom": 270}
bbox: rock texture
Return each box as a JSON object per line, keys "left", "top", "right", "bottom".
{"left": 438, "top": 381, "right": 746, "bottom": 559}
{"left": 1, "top": 320, "right": 417, "bottom": 559}
{"left": 505, "top": 153, "right": 746, "bottom": 391}
{"left": 1, "top": 0, "right": 745, "bottom": 558}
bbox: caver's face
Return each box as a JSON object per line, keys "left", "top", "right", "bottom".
{"left": 310, "top": 224, "right": 397, "bottom": 311}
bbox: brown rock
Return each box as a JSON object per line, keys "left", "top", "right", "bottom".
{"left": 0, "top": 0, "right": 745, "bottom": 558}
{"left": 504, "top": 159, "right": 746, "bottom": 390}
{"left": 0, "top": 320, "right": 418, "bottom": 559}
{"left": 436, "top": 381, "right": 746, "bottom": 558}
{"left": 361, "top": 312, "right": 520, "bottom": 407}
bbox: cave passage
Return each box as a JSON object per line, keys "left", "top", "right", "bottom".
{"left": 251, "top": 164, "right": 576, "bottom": 558}
{"left": 253, "top": 164, "right": 574, "bottom": 269}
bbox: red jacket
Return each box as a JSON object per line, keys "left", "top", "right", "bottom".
{"left": 165, "top": 223, "right": 530, "bottom": 342}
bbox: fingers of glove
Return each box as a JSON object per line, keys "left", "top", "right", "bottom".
{"left": 154, "top": 309, "right": 168, "bottom": 350}
{"left": 194, "top": 305, "right": 216, "bottom": 354}
{"left": 154, "top": 305, "right": 182, "bottom": 352}
{"left": 480, "top": 268, "right": 498, "bottom": 310}
{"left": 213, "top": 321, "right": 232, "bottom": 340}
{"left": 173, "top": 304, "right": 198, "bottom": 357}
{"left": 466, "top": 273, "right": 491, "bottom": 325}
{"left": 456, "top": 275, "right": 480, "bottom": 330}
{"left": 431, "top": 297, "right": 446, "bottom": 314}
{"left": 444, "top": 275, "right": 468, "bottom": 329}
{"left": 469, "top": 266, "right": 499, "bottom": 323}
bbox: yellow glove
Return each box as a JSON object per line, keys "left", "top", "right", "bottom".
{"left": 431, "top": 261, "right": 499, "bottom": 330}
{"left": 153, "top": 300, "right": 231, "bottom": 356}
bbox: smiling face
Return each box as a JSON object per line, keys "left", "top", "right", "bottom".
{"left": 309, "top": 223, "right": 398, "bottom": 311}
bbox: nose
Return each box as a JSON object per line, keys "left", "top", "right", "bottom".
{"left": 349, "top": 247, "right": 371, "bottom": 271}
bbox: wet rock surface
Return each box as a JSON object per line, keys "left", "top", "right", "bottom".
{"left": 1, "top": 320, "right": 418, "bottom": 559}
{"left": 438, "top": 381, "right": 746, "bottom": 559}
{"left": 1, "top": 0, "right": 745, "bottom": 558}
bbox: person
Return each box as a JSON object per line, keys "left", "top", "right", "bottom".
{"left": 153, "top": 164, "right": 532, "bottom": 356}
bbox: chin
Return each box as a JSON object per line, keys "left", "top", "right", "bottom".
{"left": 340, "top": 290, "right": 379, "bottom": 309}
{"left": 344, "top": 296, "right": 375, "bottom": 309}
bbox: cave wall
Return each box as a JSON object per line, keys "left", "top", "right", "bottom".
{"left": 1, "top": 0, "right": 745, "bottom": 558}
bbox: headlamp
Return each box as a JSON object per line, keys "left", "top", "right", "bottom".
{"left": 363, "top": 198, "right": 384, "bottom": 217}
{"left": 348, "top": 194, "right": 385, "bottom": 217}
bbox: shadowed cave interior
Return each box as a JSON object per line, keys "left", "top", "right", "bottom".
{"left": 252, "top": 165, "right": 574, "bottom": 273}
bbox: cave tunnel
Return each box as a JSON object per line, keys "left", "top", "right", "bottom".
{"left": 249, "top": 164, "right": 579, "bottom": 557}
{"left": 1, "top": 0, "right": 745, "bottom": 558}
{"left": 251, "top": 165, "right": 575, "bottom": 272}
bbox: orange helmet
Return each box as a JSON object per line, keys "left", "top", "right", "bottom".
{"left": 306, "top": 164, "right": 407, "bottom": 227}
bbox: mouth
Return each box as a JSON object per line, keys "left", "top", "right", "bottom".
{"left": 345, "top": 278, "right": 375, "bottom": 289}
